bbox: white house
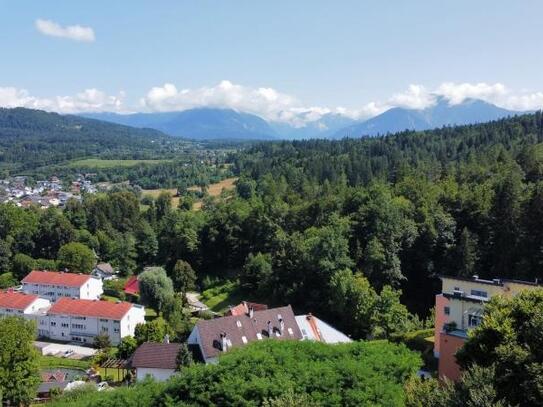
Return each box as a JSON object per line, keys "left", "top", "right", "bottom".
{"left": 37, "top": 297, "right": 145, "bottom": 345}
{"left": 22, "top": 270, "right": 103, "bottom": 301}
{"left": 0, "top": 290, "right": 50, "bottom": 319}
{"left": 92, "top": 263, "right": 117, "bottom": 281}
{"left": 130, "top": 342, "right": 181, "bottom": 382}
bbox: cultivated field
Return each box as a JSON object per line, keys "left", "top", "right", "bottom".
{"left": 68, "top": 158, "right": 171, "bottom": 168}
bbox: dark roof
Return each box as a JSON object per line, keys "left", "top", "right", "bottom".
{"left": 95, "top": 263, "right": 114, "bottom": 275}
{"left": 195, "top": 305, "right": 303, "bottom": 360}
{"left": 130, "top": 342, "right": 181, "bottom": 369}
{"left": 37, "top": 381, "right": 69, "bottom": 394}
{"left": 440, "top": 274, "right": 543, "bottom": 287}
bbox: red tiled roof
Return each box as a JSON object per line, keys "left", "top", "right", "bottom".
{"left": 49, "top": 297, "right": 132, "bottom": 320}
{"left": 22, "top": 270, "right": 91, "bottom": 287}
{"left": 225, "top": 301, "right": 268, "bottom": 316}
{"left": 0, "top": 290, "right": 39, "bottom": 310}
{"left": 130, "top": 342, "right": 181, "bottom": 369}
{"left": 124, "top": 276, "right": 140, "bottom": 295}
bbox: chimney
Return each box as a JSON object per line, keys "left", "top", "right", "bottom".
{"left": 248, "top": 306, "right": 254, "bottom": 319}
{"left": 279, "top": 318, "right": 285, "bottom": 335}
{"left": 267, "top": 320, "right": 273, "bottom": 337}
{"left": 163, "top": 334, "right": 170, "bottom": 344}
{"left": 220, "top": 332, "right": 228, "bottom": 352}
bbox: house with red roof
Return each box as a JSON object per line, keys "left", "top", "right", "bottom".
{"left": 39, "top": 297, "right": 145, "bottom": 345}
{"left": 0, "top": 291, "right": 50, "bottom": 321}
{"left": 22, "top": 270, "right": 103, "bottom": 301}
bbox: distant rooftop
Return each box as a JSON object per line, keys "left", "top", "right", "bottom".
{"left": 22, "top": 270, "right": 92, "bottom": 287}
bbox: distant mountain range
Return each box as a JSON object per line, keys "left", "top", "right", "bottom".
{"left": 334, "top": 98, "right": 519, "bottom": 138}
{"left": 83, "top": 98, "right": 523, "bottom": 141}
{"left": 84, "top": 108, "right": 278, "bottom": 141}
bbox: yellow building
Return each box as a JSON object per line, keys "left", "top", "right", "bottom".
{"left": 434, "top": 275, "right": 540, "bottom": 381}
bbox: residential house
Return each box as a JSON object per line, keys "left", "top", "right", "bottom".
{"left": 38, "top": 297, "right": 145, "bottom": 345}
{"left": 130, "top": 342, "right": 182, "bottom": 382}
{"left": 22, "top": 270, "right": 104, "bottom": 301}
{"left": 434, "top": 275, "right": 541, "bottom": 381}
{"left": 188, "top": 305, "right": 303, "bottom": 364}
{"left": 92, "top": 263, "right": 117, "bottom": 280}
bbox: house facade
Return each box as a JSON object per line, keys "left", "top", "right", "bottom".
{"left": 92, "top": 263, "right": 117, "bottom": 280}
{"left": 37, "top": 297, "right": 145, "bottom": 345}
{"left": 434, "top": 275, "right": 540, "bottom": 381}
{"left": 130, "top": 342, "right": 181, "bottom": 382}
{"left": 22, "top": 270, "right": 103, "bottom": 301}
{"left": 1, "top": 290, "right": 144, "bottom": 345}
{"left": 0, "top": 291, "right": 50, "bottom": 319}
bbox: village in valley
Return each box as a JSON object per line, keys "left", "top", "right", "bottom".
{"left": 0, "top": 175, "right": 96, "bottom": 208}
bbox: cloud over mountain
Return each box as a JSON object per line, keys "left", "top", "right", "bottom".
{"left": 0, "top": 81, "right": 542, "bottom": 127}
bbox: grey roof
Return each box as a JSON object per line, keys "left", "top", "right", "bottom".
{"left": 130, "top": 342, "right": 181, "bottom": 369}
{"left": 195, "top": 305, "right": 302, "bottom": 360}
{"left": 37, "top": 381, "right": 69, "bottom": 394}
{"left": 95, "top": 263, "right": 115, "bottom": 275}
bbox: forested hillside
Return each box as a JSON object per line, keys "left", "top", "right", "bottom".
{"left": 233, "top": 112, "right": 543, "bottom": 314}
{"left": 2, "top": 113, "right": 542, "bottom": 338}
{"left": 0, "top": 108, "right": 180, "bottom": 174}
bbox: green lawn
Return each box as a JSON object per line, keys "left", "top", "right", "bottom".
{"left": 68, "top": 158, "right": 171, "bottom": 169}
{"left": 39, "top": 355, "right": 91, "bottom": 370}
{"left": 201, "top": 281, "right": 245, "bottom": 313}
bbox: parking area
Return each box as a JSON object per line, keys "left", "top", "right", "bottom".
{"left": 34, "top": 341, "right": 97, "bottom": 359}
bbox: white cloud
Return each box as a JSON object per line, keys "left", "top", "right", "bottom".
{"left": 435, "top": 82, "right": 507, "bottom": 105}
{"left": 1, "top": 81, "right": 543, "bottom": 125}
{"left": 141, "top": 80, "right": 299, "bottom": 123}
{"left": 0, "top": 87, "right": 125, "bottom": 113}
{"left": 35, "top": 19, "right": 95, "bottom": 42}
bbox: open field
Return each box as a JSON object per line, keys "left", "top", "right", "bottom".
{"left": 143, "top": 177, "right": 238, "bottom": 210}
{"left": 68, "top": 158, "right": 171, "bottom": 169}
{"left": 188, "top": 177, "right": 237, "bottom": 196}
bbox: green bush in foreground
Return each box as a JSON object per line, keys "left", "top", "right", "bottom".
{"left": 50, "top": 339, "right": 421, "bottom": 407}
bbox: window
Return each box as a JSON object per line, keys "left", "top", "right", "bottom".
{"left": 61, "top": 323, "right": 69, "bottom": 328}
{"left": 51, "top": 321, "right": 56, "bottom": 327}
{"left": 470, "top": 289, "right": 487, "bottom": 298}
{"left": 99, "top": 319, "right": 109, "bottom": 322}
{"left": 101, "top": 327, "right": 109, "bottom": 333}
{"left": 468, "top": 314, "right": 482, "bottom": 327}
{"left": 444, "top": 306, "right": 450, "bottom": 315}
{"left": 72, "top": 324, "right": 85, "bottom": 330}
{"left": 236, "top": 320, "right": 242, "bottom": 328}
{"left": 241, "top": 336, "right": 248, "bottom": 344}
{"left": 113, "top": 328, "right": 119, "bottom": 333}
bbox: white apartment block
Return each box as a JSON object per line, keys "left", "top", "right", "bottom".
{"left": 0, "top": 290, "right": 50, "bottom": 319}
{"left": 37, "top": 297, "right": 145, "bottom": 345}
{"left": 22, "top": 270, "right": 103, "bottom": 301}
{"left": 0, "top": 291, "right": 145, "bottom": 346}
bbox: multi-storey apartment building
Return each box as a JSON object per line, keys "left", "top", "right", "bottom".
{"left": 22, "top": 270, "right": 103, "bottom": 301}
{"left": 0, "top": 290, "right": 50, "bottom": 319}
{"left": 0, "top": 290, "right": 144, "bottom": 345}
{"left": 37, "top": 297, "right": 145, "bottom": 345}
{"left": 434, "top": 275, "right": 540, "bottom": 381}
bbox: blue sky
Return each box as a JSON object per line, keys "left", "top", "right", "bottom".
{"left": 1, "top": 0, "right": 543, "bottom": 124}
